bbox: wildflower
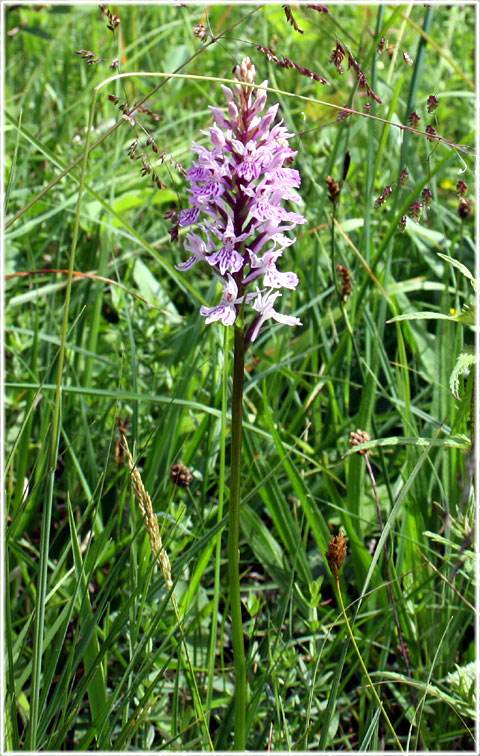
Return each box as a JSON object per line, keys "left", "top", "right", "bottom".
{"left": 456, "top": 180, "right": 468, "bottom": 197}
{"left": 425, "top": 125, "right": 437, "bottom": 142}
{"left": 398, "top": 215, "right": 407, "bottom": 233}
{"left": 246, "top": 289, "right": 302, "bottom": 344}
{"left": 199, "top": 274, "right": 255, "bottom": 326}
{"left": 175, "top": 230, "right": 214, "bottom": 271}
{"left": 402, "top": 51, "right": 414, "bottom": 66}
{"left": 175, "top": 57, "right": 306, "bottom": 345}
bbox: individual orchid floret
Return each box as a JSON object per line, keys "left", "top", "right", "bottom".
{"left": 247, "top": 289, "right": 302, "bottom": 343}
{"left": 175, "top": 230, "right": 215, "bottom": 271}
{"left": 244, "top": 247, "right": 298, "bottom": 290}
{"left": 174, "top": 56, "right": 305, "bottom": 344}
{"left": 200, "top": 274, "right": 256, "bottom": 326}
{"left": 206, "top": 217, "right": 249, "bottom": 274}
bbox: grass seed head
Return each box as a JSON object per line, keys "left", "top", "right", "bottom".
{"left": 408, "top": 112, "right": 421, "bottom": 128}
{"left": 326, "top": 531, "right": 348, "bottom": 578}
{"left": 170, "top": 463, "right": 193, "bottom": 488}
{"left": 458, "top": 198, "right": 473, "bottom": 220}
{"left": 427, "top": 94, "right": 439, "bottom": 113}
{"left": 349, "top": 428, "right": 371, "bottom": 454}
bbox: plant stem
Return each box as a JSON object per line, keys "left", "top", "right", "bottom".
{"left": 335, "top": 575, "right": 403, "bottom": 751}
{"left": 228, "top": 323, "right": 247, "bottom": 750}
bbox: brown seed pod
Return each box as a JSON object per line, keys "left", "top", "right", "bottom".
{"left": 170, "top": 463, "right": 193, "bottom": 488}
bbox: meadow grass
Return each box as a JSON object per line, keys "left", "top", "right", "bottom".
{"left": 5, "top": 3, "right": 476, "bottom": 751}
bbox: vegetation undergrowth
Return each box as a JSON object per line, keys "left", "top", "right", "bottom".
{"left": 5, "top": 4, "right": 475, "bottom": 752}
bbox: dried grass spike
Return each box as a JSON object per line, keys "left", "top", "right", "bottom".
{"left": 256, "top": 46, "right": 329, "bottom": 85}
{"left": 99, "top": 4, "right": 120, "bottom": 32}
{"left": 122, "top": 434, "right": 173, "bottom": 591}
{"left": 329, "top": 42, "right": 345, "bottom": 74}
{"left": 283, "top": 5, "right": 304, "bottom": 34}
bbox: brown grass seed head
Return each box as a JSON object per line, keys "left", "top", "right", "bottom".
{"left": 326, "top": 531, "right": 348, "bottom": 578}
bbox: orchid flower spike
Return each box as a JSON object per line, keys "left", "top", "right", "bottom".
{"left": 175, "top": 57, "right": 305, "bottom": 345}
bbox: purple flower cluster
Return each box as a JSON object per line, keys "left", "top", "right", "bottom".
{"left": 175, "top": 57, "right": 306, "bottom": 344}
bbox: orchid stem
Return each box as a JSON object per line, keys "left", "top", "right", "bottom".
{"left": 228, "top": 323, "right": 247, "bottom": 750}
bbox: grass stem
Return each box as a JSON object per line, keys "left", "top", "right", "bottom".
{"left": 334, "top": 574, "right": 403, "bottom": 751}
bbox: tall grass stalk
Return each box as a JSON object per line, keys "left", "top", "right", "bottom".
{"left": 329, "top": 543, "right": 403, "bottom": 752}
{"left": 122, "top": 434, "right": 214, "bottom": 750}
{"left": 27, "top": 87, "right": 98, "bottom": 750}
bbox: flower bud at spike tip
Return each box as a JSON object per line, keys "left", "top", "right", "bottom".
{"left": 175, "top": 57, "right": 305, "bottom": 345}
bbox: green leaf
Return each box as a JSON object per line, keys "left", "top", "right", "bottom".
{"left": 449, "top": 350, "right": 476, "bottom": 399}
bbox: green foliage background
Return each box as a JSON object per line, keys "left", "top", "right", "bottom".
{"left": 5, "top": 3, "right": 476, "bottom": 751}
